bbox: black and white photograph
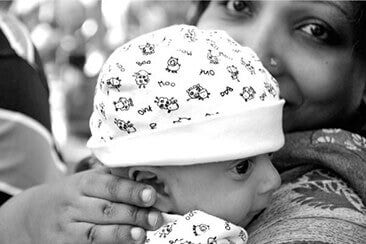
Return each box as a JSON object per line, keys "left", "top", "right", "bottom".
{"left": 0, "top": 0, "right": 365, "bottom": 243}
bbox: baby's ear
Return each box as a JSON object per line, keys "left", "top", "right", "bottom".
{"left": 128, "top": 166, "right": 175, "bottom": 212}
{"left": 128, "top": 166, "right": 158, "bottom": 182}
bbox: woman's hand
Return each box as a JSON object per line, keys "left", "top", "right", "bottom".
{"left": 0, "top": 167, "right": 163, "bottom": 244}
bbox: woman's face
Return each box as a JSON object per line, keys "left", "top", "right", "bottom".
{"left": 198, "top": 0, "right": 366, "bottom": 132}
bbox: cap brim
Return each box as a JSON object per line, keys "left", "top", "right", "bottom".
{"left": 88, "top": 100, "right": 285, "bottom": 167}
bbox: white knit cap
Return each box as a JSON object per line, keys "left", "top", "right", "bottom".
{"left": 87, "top": 25, "right": 285, "bottom": 167}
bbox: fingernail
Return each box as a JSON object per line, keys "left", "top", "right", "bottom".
{"left": 148, "top": 212, "right": 159, "bottom": 227}
{"left": 131, "top": 227, "right": 144, "bottom": 241}
{"left": 141, "top": 188, "right": 153, "bottom": 203}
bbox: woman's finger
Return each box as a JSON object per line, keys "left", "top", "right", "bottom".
{"left": 77, "top": 168, "right": 156, "bottom": 207}
{"left": 75, "top": 196, "right": 162, "bottom": 230}
{"left": 69, "top": 222, "right": 146, "bottom": 244}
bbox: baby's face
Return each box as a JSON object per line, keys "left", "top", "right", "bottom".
{"left": 161, "top": 154, "right": 281, "bottom": 227}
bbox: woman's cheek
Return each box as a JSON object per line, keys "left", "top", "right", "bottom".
{"left": 279, "top": 51, "right": 350, "bottom": 131}
{"left": 292, "top": 53, "right": 351, "bottom": 104}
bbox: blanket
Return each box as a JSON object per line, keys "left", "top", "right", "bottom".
{"left": 247, "top": 129, "right": 366, "bottom": 243}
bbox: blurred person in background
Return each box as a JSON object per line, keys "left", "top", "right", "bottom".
{"left": 0, "top": 0, "right": 65, "bottom": 205}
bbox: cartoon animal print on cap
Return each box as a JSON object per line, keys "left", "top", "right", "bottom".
{"left": 154, "top": 96, "right": 179, "bottom": 113}
{"left": 133, "top": 70, "right": 151, "bottom": 88}
{"left": 155, "top": 222, "right": 177, "bottom": 238}
{"left": 207, "top": 49, "right": 219, "bottom": 64}
{"left": 106, "top": 77, "right": 122, "bottom": 91}
{"left": 192, "top": 224, "right": 210, "bottom": 236}
{"left": 166, "top": 57, "right": 181, "bottom": 73}
{"left": 264, "top": 81, "right": 277, "bottom": 97}
{"left": 113, "top": 97, "right": 134, "bottom": 111}
{"left": 259, "top": 92, "right": 267, "bottom": 101}
{"left": 139, "top": 42, "right": 155, "bottom": 55}
{"left": 113, "top": 119, "right": 136, "bottom": 134}
{"left": 186, "top": 84, "right": 210, "bottom": 101}
{"left": 240, "top": 58, "right": 255, "bottom": 75}
{"left": 227, "top": 65, "right": 240, "bottom": 82}
{"left": 183, "top": 28, "right": 197, "bottom": 42}
{"left": 207, "top": 236, "right": 218, "bottom": 244}
{"left": 240, "top": 86, "right": 256, "bottom": 102}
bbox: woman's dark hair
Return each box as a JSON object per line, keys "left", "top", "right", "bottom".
{"left": 350, "top": 2, "right": 366, "bottom": 137}
{"left": 352, "top": 2, "right": 366, "bottom": 57}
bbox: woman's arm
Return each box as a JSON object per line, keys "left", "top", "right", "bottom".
{"left": 0, "top": 167, "right": 163, "bottom": 243}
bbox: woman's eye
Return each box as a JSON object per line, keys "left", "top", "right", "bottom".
{"left": 235, "top": 159, "right": 253, "bottom": 175}
{"left": 225, "top": 0, "right": 253, "bottom": 16}
{"left": 300, "top": 23, "right": 330, "bottom": 42}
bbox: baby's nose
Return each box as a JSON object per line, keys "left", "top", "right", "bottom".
{"left": 258, "top": 160, "right": 281, "bottom": 195}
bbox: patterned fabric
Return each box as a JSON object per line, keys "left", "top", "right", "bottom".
{"left": 247, "top": 169, "right": 366, "bottom": 244}
{"left": 273, "top": 129, "right": 366, "bottom": 202}
{"left": 88, "top": 24, "right": 285, "bottom": 167}
{"left": 146, "top": 210, "right": 248, "bottom": 244}
{"left": 312, "top": 129, "right": 366, "bottom": 153}
{"left": 246, "top": 129, "right": 366, "bottom": 243}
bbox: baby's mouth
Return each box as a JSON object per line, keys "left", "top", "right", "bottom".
{"left": 249, "top": 209, "right": 266, "bottom": 222}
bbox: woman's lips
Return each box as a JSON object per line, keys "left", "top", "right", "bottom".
{"left": 274, "top": 74, "right": 303, "bottom": 107}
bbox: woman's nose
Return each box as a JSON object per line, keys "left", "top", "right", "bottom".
{"left": 258, "top": 160, "right": 281, "bottom": 195}
{"left": 229, "top": 6, "right": 284, "bottom": 76}
{"left": 246, "top": 25, "right": 273, "bottom": 60}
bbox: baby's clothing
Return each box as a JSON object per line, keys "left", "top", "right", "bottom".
{"left": 146, "top": 210, "right": 248, "bottom": 244}
{"left": 88, "top": 24, "right": 284, "bottom": 168}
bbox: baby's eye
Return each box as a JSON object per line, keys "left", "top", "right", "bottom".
{"left": 228, "top": 159, "right": 254, "bottom": 181}
{"left": 235, "top": 159, "right": 253, "bottom": 175}
{"left": 224, "top": 0, "right": 253, "bottom": 17}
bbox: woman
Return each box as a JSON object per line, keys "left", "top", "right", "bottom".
{"left": 193, "top": 2, "right": 366, "bottom": 243}
{"left": 1, "top": 1, "right": 365, "bottom": 243}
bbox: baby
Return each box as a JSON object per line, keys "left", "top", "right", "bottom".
{"left": 87, "top": 25, "right": 285, "bottom": 244}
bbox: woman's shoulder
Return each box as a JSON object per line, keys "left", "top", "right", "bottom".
{"left": 274, "top": 129, "right": 366, "bottom": 203}
{"left": 247, "top": 169, "right": 366, "bottom": 244}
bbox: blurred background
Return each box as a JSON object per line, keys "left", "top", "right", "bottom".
{"left": 4, "top": 0, "right": 194, "bottom": 169}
